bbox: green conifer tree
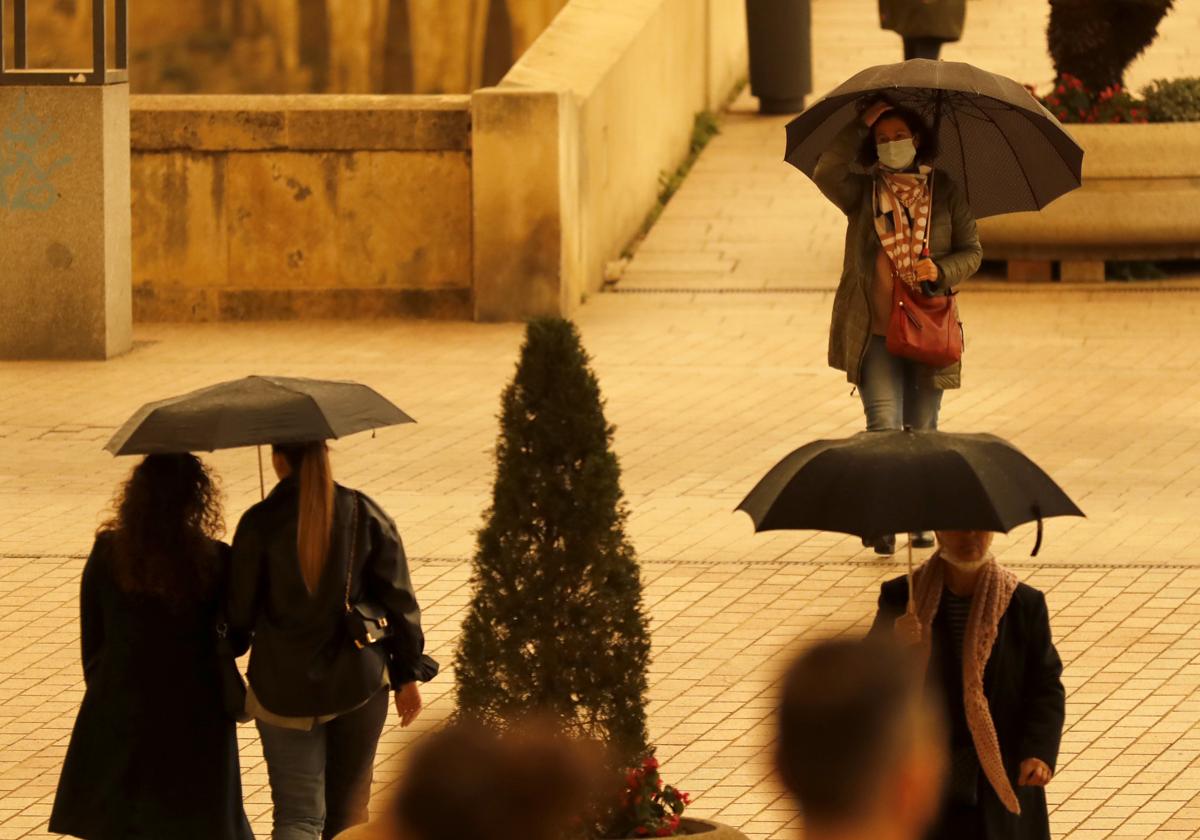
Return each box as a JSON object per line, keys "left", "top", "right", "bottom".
{"left": 1048, "top": 0, "right": 1174, "bottom": 92}
{"left": 455, "top": 318, "right": 651, "bottom": 770}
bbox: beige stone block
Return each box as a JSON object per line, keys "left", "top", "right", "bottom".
{"left": 1061, "top": 260, "right": 1107, "bottom": 284}
{"left": 131, "top": 152, "right": 230, "bottom": 290}
{"left": 226, "top": 152, "right": 340, "bottom": 290}
{"left": 285, "top": 97, "right": 472, "bottom": 151}
{"left": 471, "top": 87, "right": 575, "bottom": 321}
{"left": 334, "top": 151, "right": 473, "bottom": 290}
{"left": 1007, "top": 260, "right": 1053, "bottom": 283}
{"left": 0, "top": 84, "right": 131, "bottom": 359}
{"left": 131, "top": 96, "right": 288, "bottom": 151}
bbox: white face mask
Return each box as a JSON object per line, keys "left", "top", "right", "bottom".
{"left": 877, "top": 138, "right": 917, "bottom": 171}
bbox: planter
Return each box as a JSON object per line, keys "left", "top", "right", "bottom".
{"left": 334, "top": 817, "right": 750, "bottom": 839}
{"left": 977, "top": 122, "right": 1200, "bottom": 281}
{"left": 745, "top": 0, "right": 812, "bottom": 114}
{"left": 671, "top": 817, "right": 750, "bottom": 838}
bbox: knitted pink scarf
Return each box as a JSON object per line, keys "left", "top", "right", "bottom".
{"left": 909, "top": 551, "right": 1022, "bottom": 814}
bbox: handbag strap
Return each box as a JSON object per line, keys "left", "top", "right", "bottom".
{"left": 343, "top": 494, "right": 361, "bottom": 615}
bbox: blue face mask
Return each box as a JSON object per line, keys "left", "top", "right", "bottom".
{"left": 876, "top": 138, "right": 917, "bottom": 170}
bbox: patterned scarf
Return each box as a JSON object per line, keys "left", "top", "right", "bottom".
{"left": 873, "top": 168, "right": 933, "bottom": 285}
{"left": 908, "top": 550, "right": 1022, "bottom": 815}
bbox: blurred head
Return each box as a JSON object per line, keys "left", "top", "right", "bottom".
{"left": 103, "top": 453, "right": 223, "bottom": 605}
{"left": 393, "top": 721, "right": 604, "bottom": 840}
{"left": 859, "top": 103, "right": 937, "bottom": 170}
{"left": 272, "top": 442, "right": 334, "bottom": 593}
{"left": 776, "top": 638, "right": 946, "bottom": 837}
{"left": 935, "top": 530, "right": 995, "bottom": 569}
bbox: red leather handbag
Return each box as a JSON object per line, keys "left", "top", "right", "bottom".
{"left": 884, "top": 172, "right": 963, "bottom": 369}
{"left": 886, "top": 269, "right": 963, "bottom": 369}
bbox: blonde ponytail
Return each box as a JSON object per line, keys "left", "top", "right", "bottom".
{"left": 293, "top": 442, "right": 334, "bottom": 593}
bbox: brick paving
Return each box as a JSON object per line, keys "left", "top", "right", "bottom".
{"left": 4, "top": 1, "right": 1200, "bottom": 839}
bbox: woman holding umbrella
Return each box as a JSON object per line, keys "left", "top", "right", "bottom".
{"left": 229, "top": 440, "right": 436, "bottom": 840}
{"left": 814, "top": 96, "right": 981, "bottom": 555}
{"left": 870, "top": 530, "right": 1065, "bottom": 840}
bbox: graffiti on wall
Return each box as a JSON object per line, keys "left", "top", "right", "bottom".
{"left": 0, "top": 93, "right": 73, "bottom": 212}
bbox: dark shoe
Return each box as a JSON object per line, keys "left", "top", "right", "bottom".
{"left": 910, "top": 532, "right": 935, "bottom": 549}
{"left": 873, "top": 534, "right": 896, "bottom": 556}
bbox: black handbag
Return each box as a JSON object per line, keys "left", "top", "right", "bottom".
{"left": 215, "top": 619, "right": 251, "bottom": 723}
{"left": 342, "top": 497, "right": 395, "bottom": 651}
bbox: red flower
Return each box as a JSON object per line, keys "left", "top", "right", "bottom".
{"left": 643, "top": 756, "right": 660, "bottom": 770}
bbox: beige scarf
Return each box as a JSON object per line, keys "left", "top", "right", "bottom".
{"left": 873, "top": 168, "right": 933, "bottom": 285}
{"left": 908, "top": 551, "right": 1022, "bottom": 814}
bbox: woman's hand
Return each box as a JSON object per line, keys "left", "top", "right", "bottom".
{"left": 914, "top": 259, "right": 939, "bottom": 284}
{"left": 861, "top": 100, "right": 893, "bottom": 128}
{"left": 894, "top": 612, "right": 923, "bottom": 646}
{"left": 1018, "top": 758, "right": 1052, "bottom": 787}
{"left": 395, "top": 682, "right": 423, "bottom": 727}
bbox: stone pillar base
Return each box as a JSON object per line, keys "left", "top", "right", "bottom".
{"left": 0, "top": 84, "right": 132, "bottom": 360}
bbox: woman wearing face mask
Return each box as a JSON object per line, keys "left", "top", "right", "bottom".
{"left": 869, "top": 532, "right": 1065, "bottom": 840}
{"left": 814, "top": 97, "right": 982, "bottom": 556}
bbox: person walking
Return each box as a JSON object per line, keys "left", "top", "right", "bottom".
{"left": 879, "top": 0, "right": 966, "bottom": 61}
{"left": 50, "top": 454, "right": 253, "bottom": 840}
{"left": 229, "top": 441, "right": 435, "bottom": 840}
{"left": 814, "top": 97, "right": 981, "bottom": 555}
{"left": 776, "top": 637, "right": 948, "bottom": 840}
{"left": 871, "top": 531, "right": 1065, "bottom": 840}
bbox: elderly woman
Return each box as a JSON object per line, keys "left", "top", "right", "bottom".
{"left": 814, "top": 98, "right": 982, "bottom": 555}
{"left": 870, "top": 531, "right": 1065, "bottom": 840}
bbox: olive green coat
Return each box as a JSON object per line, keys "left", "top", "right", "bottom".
{"left": 814, "top": 119, "right": 981, "bottom": 390}
{"left": 879, "top": 0, "right": 967, "bottom": 41}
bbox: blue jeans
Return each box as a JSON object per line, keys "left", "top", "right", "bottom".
{"left": 256, "top": 689, "right": 390, "bottom": 840}
{"left": 858, "top": 335, "right": 943, "bottom": 432}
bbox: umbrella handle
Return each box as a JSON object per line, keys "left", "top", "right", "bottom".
{"left": 1031, "top": 505, "right": 1044, "bottom": 556}
{"left": 258, "top": 445, "right": 265, "bottom": 500}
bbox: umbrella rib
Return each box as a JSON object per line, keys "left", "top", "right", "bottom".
{"left": 947, "top": 105, "right": 972, "bottom": 209}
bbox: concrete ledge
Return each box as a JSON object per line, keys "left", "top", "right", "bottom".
{"left": 979, "top": 123, "right": 1200, "bottom": 261}
{"left": 133, "top": 285, "right": 472, "bottom": 321}
{"left": 472, "top": 0, "right": 748, "bottom": 320}
{"left": 131, "top": 95, "right": 472, "bottom": 152}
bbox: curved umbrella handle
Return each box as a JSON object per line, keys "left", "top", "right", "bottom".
{"left": 1031, "top": 504, "right": 1044, "bottom": 556}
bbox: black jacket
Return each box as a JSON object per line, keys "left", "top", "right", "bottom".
{"left": 871, "top": 576, "right": 1065, "bottom": 840}
{"left": 50, "top": 534, "right": 253, "bottom": 840}
{"left": 229, "top": 478, "right": 430, "bottom": 717}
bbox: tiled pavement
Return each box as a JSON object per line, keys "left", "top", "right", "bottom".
{"left": 5, "top": 1, "right": 1200, "bottom": 838}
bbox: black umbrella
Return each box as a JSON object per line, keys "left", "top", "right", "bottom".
{"left": 737, "top": 430, "right": 1084, "bottom": 556}
{"left": 106, "top": 376, "right": 413, "bottom": 496}
{"left": 784, "top": 59, "right": 1083, "bottom": 219}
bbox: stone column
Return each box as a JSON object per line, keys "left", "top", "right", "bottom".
{"left": 0, "top": 84, "right": 132, "bottom": 359}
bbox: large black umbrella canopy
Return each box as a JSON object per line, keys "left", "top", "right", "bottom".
{"left": 784, "top": 59, "right": 1084, "bottom": 219}
{"left": 105, "top": 375, "right": 414, "bottom": 455}
{"left": 738, "top": 430, "right": 1083, "bottom": 555}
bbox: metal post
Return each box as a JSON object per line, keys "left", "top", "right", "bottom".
{"left": 91, "top": 0, "right": 107, "bottom": 82}
{"left": 0, "top": 0, "right": 128, "bottom": 85}
{"left": 14, "top": 0, "right": 27, "bottom": 69}
{"left": 115, "top": 0, "right": 128, "bottom": 71}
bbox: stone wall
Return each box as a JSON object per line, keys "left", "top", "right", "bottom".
{"left": 14, "top": 0, "right": 569, "bottom": 95}
{"left": 473, "top": 0, "right": 749, "bottom": 320}
{"left": 130, "top": 95, "right": 473, "bottom": 320}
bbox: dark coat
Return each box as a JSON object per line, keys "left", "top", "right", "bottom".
{"left": 813, "top": 119, "right": 982, "bottom": 390}
{"left": 50, "top": 534, "right": 253, "bottom": 840}
{"left": 879, "top": 0, "right": 967, "bottom": 41}
{"left": 228, "top": 478, "right": 430, "bottom": 717}
{"left": 871, "top": 576, "right": 1065, "bottom": 840}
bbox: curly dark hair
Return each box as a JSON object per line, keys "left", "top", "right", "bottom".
{"left": 101, "top": 454, "right": 224, "bottom": 608}
{"left": 857, "top": 101, "right": 939, "bottom": 168}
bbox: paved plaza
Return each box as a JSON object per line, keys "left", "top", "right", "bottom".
{"left": 4, "top": 1, "right": 1200, "bottom": 838}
